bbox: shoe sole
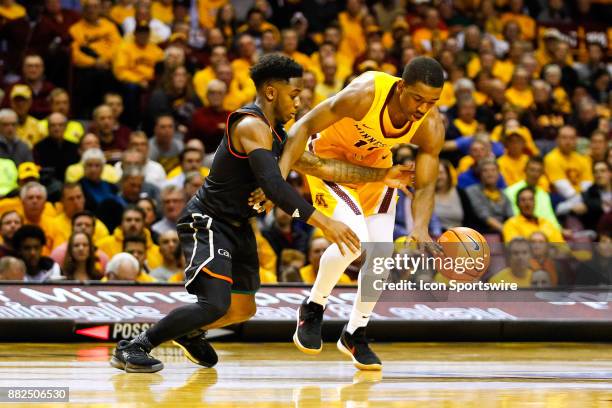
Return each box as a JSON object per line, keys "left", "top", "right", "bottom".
{"left": 172, "top": 340, "right": 216, "bottom": 368}
{"left": 109, "top": 356, "right": 164, "bottom": 373}
{"left": 336, "top": 338, "right": 382, "bottom": 371}
{"left": 292, "top": 307, "right": 322, "bottom": 355}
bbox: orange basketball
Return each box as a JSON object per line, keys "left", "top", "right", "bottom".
{"left": 436, "top": 227, "right": 490, "bottom": 282}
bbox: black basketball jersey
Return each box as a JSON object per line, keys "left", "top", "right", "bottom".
{"left": 195, "top": 103, "right": 287, "bottom": 222}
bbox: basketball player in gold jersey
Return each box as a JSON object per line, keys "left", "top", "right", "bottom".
{"left": 283, "top": 57, "right": 445, "bottom": 370}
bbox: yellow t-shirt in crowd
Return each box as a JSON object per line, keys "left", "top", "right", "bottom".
{"left": 259, "top": 268, "right": 277, "bottom": 284}
{"left": 491, "top": 124, "right": 539, "bottom": 156}
{"left": 193, "top": 66, "right": 216, "bottom": 104}
{"left": 151, "top": 1, "right": 173, "bottom": 25}
{"left": 452, "top": 118, "right": 479, "bottom": 137}
{"left": 54, "top": 211, "right": 110, "bottom": 246}
{"left": 314, "top": 81, "right": 343, "bottom": 101}
{"left": 489, "top": 267, "right": 532, "bottom": 287}
{"left": 299, "top": 264, "right": 354, "bottom": 285}
{"left": 69, "top": 18, "right": 122, "bottom": 67}
{"left": 437, "top": 82, "right": 455, "bottom": 110}
{"left": 109, "top": 4, "right": 134, "bottom": 25}
{"left": 97, "top": 228, "right": 163, "bottom": 270}
{"left": 338, "top": 11, "right": 365, "bottom": 62}
{"left": 310, "top": 51, "right": 353, "bottom": 85}
{"left": 197, "top": 0, "right": 227, "bottom": 29}
{"left": 26, "top": 214, "right": 63, "bottom": 255}
{"left": 38, "top": 119, "right": 85, "bottom": 144}
{"left": 65, "top": 163, "right": 120, "bottom": 184}
{"left": 504, "top": 87, "right": 534, "bottom": 110}
{"left": 498, "top": 154, "right": 529, "bottom": 187}
{"left": 17, "top": 116, "right": 43, "bottom": 148}
{"left": 193, "top": 66, "right": 256, "bottom": 111}
{"left": 255, "top": 233, "right": 276, "bottom": 274}
{"left": 544, "top": 148, "right": 593, "bottom": 194}
{"left": 502, "top": 214, "right": 565, "bottom": 243}
{"left": 283, "top": 51, "right": 314, "bottom": 72}
{"left": 412, "top": 27, "right": 449, "bottom": 55}
{"left": 166, "top": 166, "right": 210, "bottom": 180}
{"left": 0, "top": 2, "right": 25, "bottom": 20}
{"left": 466, "top": 57, "right": 514, "bottom": 84}
{"left": 500, "top": 12, "right": 535, "bottom": 40}
{"left": 113, "top": 40, "right": 165, "bottom": 84}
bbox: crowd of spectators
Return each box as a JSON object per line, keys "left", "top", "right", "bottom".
{"left": 0, "top": 0, "right": 610, "bottom": 287}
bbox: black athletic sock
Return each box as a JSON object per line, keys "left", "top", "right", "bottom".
{"left": 138, "top": 274, "right": 232, "bottom": 349}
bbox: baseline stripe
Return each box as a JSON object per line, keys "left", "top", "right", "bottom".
{"left": 324, "top": 181, "right": 361, "bottom": 215}
{"left": 378, "top": 187, "right": 395, "bottom": 214}
{"left": 185, "top": 214, "right": 215, "bottom": 288}
{"left": 200, "top": 266, "right": 233, "bottom": 284}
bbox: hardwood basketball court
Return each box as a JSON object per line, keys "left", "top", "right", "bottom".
{"left": 1, "top": 342, "right": 611, "bottom": 407}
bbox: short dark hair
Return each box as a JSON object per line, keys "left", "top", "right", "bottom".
{"left": 61, "top": 182, "right": 82, "bottom": 198}
{"left": 402, "top": 56, "right": 444, "bottom": 88}
{"left": 71, "top": 210, "right": 96, "bottom": 227}
{"left": 180, "top": 147, "right": 203, "bottom": 162}
{"left": 1, "top": 210, "right": 21, "bottom": 225}
{"left": 154, "top": 113, "right": 174, "bottom": 126}
{"left": 249, "top": 54, "right": 303, "bottom": 89}
{"left": 516, "top": 185, "right": 536, "bottom": 205}
{"left": 123, "top": 234, "right": 147, "bottom": 251}
{"left": 123, "top": 205, "right": 146, "bottom": 221}
{"left": 593, "top": 160, "right": 611, "bottom": 172}
{"left": 12, "top": 225, "right": 46, "bottom": 249}
{"left": 526, "top": 155, "right": 544, "bottom": 167}
{"left": 247, "top": 7, "right": 263, "bottom": 19}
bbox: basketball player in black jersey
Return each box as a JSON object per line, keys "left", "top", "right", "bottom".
{"left": 110, "top": 55, "right": 415, "bottom": 373}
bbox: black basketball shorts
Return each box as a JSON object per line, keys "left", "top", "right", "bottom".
{"left": 176, "top": 199, "right": 260, "bottom": 295}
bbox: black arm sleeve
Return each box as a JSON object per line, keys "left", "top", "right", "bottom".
{"left": 248, "top": 148, "right": 315, "bottom": 223}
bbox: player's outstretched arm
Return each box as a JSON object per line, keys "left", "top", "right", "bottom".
{"left": 279, "top": 76, "right": 372, "bottom": 179}
{"left": 237, "top": 117, "right": 360, "bottom": 255}
{"left": 293, "top": 151, "right": 415, "bottom": 195}
{"left": 408, "top": 107, "right": 445, "bottom": 243}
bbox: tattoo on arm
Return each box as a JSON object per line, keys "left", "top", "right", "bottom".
{"left": 294, "top": 152, "right": 387, "bottom": 183}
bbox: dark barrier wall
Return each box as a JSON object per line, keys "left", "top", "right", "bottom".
{"left": 0, "top": 283, "right": 611, "bottom": 342}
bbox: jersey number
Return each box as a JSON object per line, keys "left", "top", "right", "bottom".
{"left": 354, "top": 140, "right": 378, "bottom": 151}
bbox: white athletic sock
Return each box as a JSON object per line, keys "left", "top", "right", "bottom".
{"left": 346, "top": 286, "right": 377, "bottom": 334}
{"left": 308, "top": 243, "right": 359, "bottom": 307}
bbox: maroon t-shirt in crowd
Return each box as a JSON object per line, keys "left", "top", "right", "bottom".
{"left": 188, "top": 106, "right": 230, "bottom": 154}
{"left": 88, "top": 123, "right": 132, "bottom": 163}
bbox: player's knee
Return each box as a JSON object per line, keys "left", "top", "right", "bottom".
{"left": 240, "top": 300, "right": 257, "bottom": 321}
{"left": 197, "top": 298, "right": 230, "bottom": 321}
{"left": 227, "top": 298, "right": 256, "bottom": 324}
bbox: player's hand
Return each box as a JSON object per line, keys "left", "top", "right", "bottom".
{"left": 320, "top": 219, "right": 361, "bottom": 256}
{"left": 248, "top": 188, "right": 274, "bottom": 213}
{"left": 408, "top": 230, "right": 443, "bottom": 257}
{"left": 383, "top": 164, "right": 415, "bottom": 197}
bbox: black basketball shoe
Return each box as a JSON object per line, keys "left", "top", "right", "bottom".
{"left": 110, "top": 340, "right": 164, "bottom": 373}
{"left": 293, "top": 299, "right": 324, "bottom": 354}
{"left": 336, "top": 324, "right": 382, "bottom": 371}
{"left": 173, "top": 330, "right": 218, "bottom": 368}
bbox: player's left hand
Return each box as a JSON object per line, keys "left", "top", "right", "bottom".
{"left": 408, "top": 230, "right": 444, "bottom": 257}
{"left": 248, "top": 188, "right": 274, "bottom": 213}
{"left": 383, "top": 164, "right": 415, "bottom": 197}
